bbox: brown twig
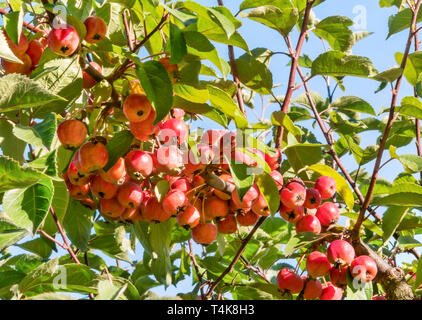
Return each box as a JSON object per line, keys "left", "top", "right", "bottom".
{"left": 188, "top": 240, "right": 205, "bottom": 299}
{"left": 122, "top": 10, "right": 134, "bottom": 51}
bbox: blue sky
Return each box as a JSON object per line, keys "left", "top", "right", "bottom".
{"left": 3, "top": 1, "right": 421, "bottom": 299}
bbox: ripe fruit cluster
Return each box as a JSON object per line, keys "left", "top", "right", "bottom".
{"left": 1, "top": 15, "right": 106, "bottom": 77}
{"left": 1, "top": 31, "right": 46, "bottom": 75}
{"left": 276, "top": 240, "right": 378, "bottom": 300}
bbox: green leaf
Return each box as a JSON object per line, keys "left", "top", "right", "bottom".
{"left": 19, "top": 259, "right": 98, "bottom": 295}
{"left": 183, "top": 30, "right": 224, "bottom": 73}
{"left": 17, "top": 237, "right": 55, "bottom": 259}
{"left": 382, "top": 206, "right": 409, "bottom": 245}
{"left": 227, "top": 157, "right": 255, "bottom": 202}
{"left": 307, "top": 164, "right": 354, "bottom": 210}
{"left": 371, "top": 67, "right": 403, "bottom": 82}
{"left": 13, "top": 113, "right": 57, "bottom": 151}
{"left": 169, "top": 22, "right": 187, "bottom": 64}
{"left": 0, "top": 156, "right": 48, "bottom": 192}
{"left": 25, "top": 292, "right": 76, "bottom": 300}
{"left": 239, "top": 0, "right": 293, "bottom": 11}
{"left": 387, "top": 8, "right": 422, "bottom": 39}
{"left": 135, "top": 60, "right": 173, "bottom": 125}
{"left": 0, "top": 212, "right": 28, "bottom": 251}
{"left": 207, "top": 84, "right": 248, "bottom": 128}
{"left": 0, "top": 74, "right": 66, "bottom": 112}
{"left": 154, "top": 180, "right": 170, "bottom": 202}
{"left": 62, "top": 199, "right": 93, "bottom": 252}
{"left": 331, "top": 96, "right": 376, "bottom": 115}
{"left": 103, "top": 130, "right": 134, "bottom": 171}
{"left": 284, "top": 232, "right": 323, "bottom": 256}
{"left": 397, "top": 236, "right": 422, "bottom": 249}
{"left": 3, "top": 179, "right": 54, "bottom": 235}
{"left": 346, "top": 272, "right": 373, "bottom": 300}
{"left": 241, "top": 5, "right": 298, "bottom": 37}
{"left": 271, "top": 111, "right": 303, "bottom": 138}
{"left": 342, "top": 212, "right": 383, "bottom": 236}
{"left": 312, "top": 51, "right": 378, "bottom": 78}
{"left": 3, "top": 10, "right": 23, "bottom": 47}
{"left": 0, "top": 119, "right": 26, "bottom": 163}
{"left": 396, "top": 51, "right": 422, "bottom": 86}
{"left": 42, "top": 180, "right": 70, "bottom": 235}
{"left": 255, "top": 172, "right": 280, "bottom": 214}
{"left": 0, "top": 27, "right": 23, "bottom": 63}
{"left": 235, "top": 51, "right": 273, "bottom": 94}
{"left": 399, "top": 96, "right": 422, "bottom": 120}
{"left": 314, "top": 16, "right": 354, "bottom": 52}
{"left": 173, "top": 83, "right": 209, "bottom": 104}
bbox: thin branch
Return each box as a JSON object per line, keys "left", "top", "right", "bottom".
{"left": 122, "top": 10, "right": 134, "bottom": 51}
{"left": 188, "top": 240, "right": 205, "bottom": 299}
{"left": 355, "top": 0, "right": 422, "bottom": 233}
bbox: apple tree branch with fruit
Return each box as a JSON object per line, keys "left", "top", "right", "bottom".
{"left": 0, "top": 0, "right": 421, "bottom": 301}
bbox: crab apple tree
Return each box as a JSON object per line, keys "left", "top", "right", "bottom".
{"left": 0, "top": 0, "right": 421, "bottom": 302}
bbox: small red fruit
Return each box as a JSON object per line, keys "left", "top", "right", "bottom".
{"left": 279, "top": 204, "right": 304, "bottom": 223}
{"left": 306, "top": 251, "right": 331, "bottom": 278}
{"left": 57, "top": 120, "right": 87, "bottom": 149}
{"left": 350, "top": 255, "right": 378, "bottom": 282}
{"left": 304, "top": 188, "right": 322, "bottom": 209}
{"left": 141, "top": 196, "right": 172, "bottom": 223}
{"left": 280, "top": 181, "right": 306, "bottom": 209}
{"left": 236, "top": 210, "right": 260, "bottom": 226}
{"left": 100, "top": 197, "right": 126, "bottom": 218}
{"left": 251, "top": 192, "right": 271, "bottom": 216}
{"left": 84, "top": 16, "right": 107, "bottom": 44}
{"left": 26, "top": 39, "right": 45, "bottom": 66}
{"left": 315, "top": 202, "right": 340, "bottom": 227}
{"left": 276, "top": 268, "right": 304, "bottom": 294}
{"left": 116, "top": 182, "right": 144, "bottom": 208}
{"left": 303, "top": 277, "right": 322, "bottom": 300}
{"left": 129, "top": 108, "right": 156, "bottom": 141}
{"left": 76, "top": 141, "right": 108, "bottom": 173}
{"left": 154, "top": 146, "right": 184, "bottom": 172}
{"left": 327, "top": 240, "right": 355, "bottom": 267}
{"left": 123, "top": 94, "right": 153, "bottom": 123}
{"left": 329, "top": 266, "right": 348, "bottom": 288}
{"left": 191, "top": 223, "right": 217, "bottom": 245}
{"left": 100, "top": 157, "right": 127, "bottom": 184}
{"left": 66, "top": 180, "right": 90, "bottom": 200}
{"left": 295, "top": 215, "right": 321, "bottom": 234}
{"left": 204, "top": 196, "right": 229, "bottom": 220}
{"left": 90, "top": 174, "right": 118, "bottom": 199}
{"left": 320, "top": 282, "right": 343, "bottom": 300}
{"left": 177, "top": 205, "right": 200, "bottom": 229}
{"left": 270, "top": 170, "right": 284, "bottom": 190}
{"left": 171, "top": 178, "right": 192, "bottom": 193}
{"left": 125, "top": 150, "right": 153, "bottom": 179}
{"left": 157, "top": 118, "right": 188, "bottom": 145}
{"left": 4, "top": 31, "right": 28, "bottom": 56}
{"left": 162, "top": 190, "right": 188, "bottom": 216}
{"left": 47, "top": 25, "right": 80, "bottom": 56}
{"left": 1, "top": 53, "right": 32, "bottom": 75}
{"left": 216, "top": 214, "right": 237, "bottom": 234}
{"left": 314, "top": 176, "right": 337, "bottom": 199}
{"left": 67, "top": 160, "right": 91, "bottom": 186}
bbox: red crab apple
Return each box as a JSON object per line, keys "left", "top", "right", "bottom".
{"left": 204, "top": 196, "right": 229, "bottom": 220}
{"left": 306, "top": 251, "right": 331, "bottom": 278}
{"left": 251, "top": 192, "right": 272, "bottom": 217}
{"left": 350, "top": 255, "right": 378, "bottom": 282}
{"left": 26, "top": 39, "right": 45, "bottom": 66}
{"left": 314, "top": 176, "right": 337, "bottom": 199}
{"left": 280, "top": 181, "right": 306, "bottom": 209}
{"left": 48, "top": 25, "right": 80, "bottom": 56}
{"left": 276, "top": 268, "right": 304, "bottom": 294}
{"left": 304, "top": 188, "right": 322, "bottom": 209}
{"left": 84, "top": 16, "right": 107, "bottom": 44}
{"left": 57, "top": 120, "right": 87, "bottom": 149}
{"left": 191, "top": 223, "right": 217, "bottom": 245}
{"left": 315, "top": 202, "right": 340, "bottom": 227}
{"left": 280, "top": 204, "right": 304, "bottom": 223}
{"left": 125, "top": 150, "right": 153, "bottom": 179}
{"left": 123, "top": 94, "right": 153, "bottom": 123}
{"left": 129, "top": 108, "right": 156, "bottom": 141}
{"left": 177, "top": 205, "right": 200, "bottom": 229}
{"left": 141, "top": 197, "right": 172, "bottom": 223}
{"left": 157, "top": 118, "right": 188, "bottom": 145}
{"left": 216, "top": 214, "right": 237, "bottom": 234}
{"left": 100, "top": 157, "right": 127, "bottom": 184}
{"left": 295, "top": 215, "right": 321, "bottom": 234}
{"left": 117, "top": 182, "right": 144, "bottom": 208}
{"left": 100, "top": 197, "right": 126, "bottom": 218}
{"left": 329, "top": 266, "right": 348, "bottom": 288}
{"left": 236, "top": 210, "right": 260, "bottom": 226}
{"left": 302, "top": 277, "right": 322, "bottom": 300}
{"left": 90, "top": 174, "right": 118, "bottom": 199}
{"left": 320, "top": 282, "right": 343, "bottom": 300}
{"left": 327, "top": 240, "right": 356, "bottom": 267}
{"left": 76, "top": 141, "right": 109, "bottom": 173}
{"left": 162, "top": 190, "right": 188, "bottom": 216}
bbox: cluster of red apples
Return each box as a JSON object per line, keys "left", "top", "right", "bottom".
{"left": 1, "top": 16, "right": 106, "bottom": 77}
